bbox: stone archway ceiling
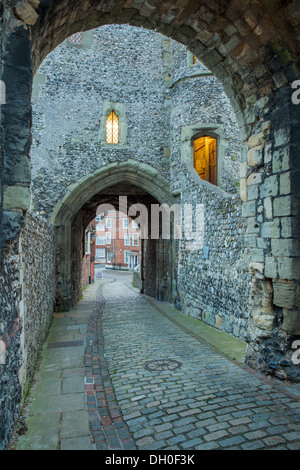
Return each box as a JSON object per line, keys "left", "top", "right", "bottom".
{"left": 79, "top": 188, "right": 159, "bottom": 230}
{"left": 27, "top": 0, "right": 300, "bottom": 108}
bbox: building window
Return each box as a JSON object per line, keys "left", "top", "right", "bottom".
{"left": 124, "top": 233, "right": 130, "bottom": 246}
{"left": 123, "top": 218, "right": 129, "bottom": 229}
{"left": 124, "top": 251, "right": 130, "bottom": 264}
{"left": 96, "top": 248, "right": 105, "bottom": 260}
{"left": 96, "top": 223, "right": 105, "bottom": 231}
{"left": 68, "top": 32, "right": 83, "bottom": 45}
{"left": 132, "top": 233, "right": 139, "bottom": 247}
{"left": 96, "top": 236, "right": 105, "bottom": 245}
{"left": 85, "top": 232, "right": 91, "bottom": 255}
{"left": 193, "top": 136, "right": 217, "bottom": 186}
{"left": 106, "top": 232, "right": 111, "bottom": 244}
{"left": 106, "top": 111, "right": 119, "bottom": 144}
{"left": 106, "top": 218, "right": 112, "bottom": 229}
{"left": 132, "top": 220, "right": 139, "bottom": 229}
{"left": 107, "top": 250, "right": 111, "bottom": 263}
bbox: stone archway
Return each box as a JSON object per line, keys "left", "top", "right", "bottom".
{"left": 51, "top": 160, "right": 177, "bottom": 310}
{"left": 1, "top": 0, "right": 300, "bottom": 449}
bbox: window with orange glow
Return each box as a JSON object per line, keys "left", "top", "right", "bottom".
{"left": 194, "top": 136, "right": 217, "bottom": 186}
{"left": 106, "top": 111, "right": 119, "bottom": 144}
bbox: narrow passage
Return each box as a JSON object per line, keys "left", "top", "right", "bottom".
{"left": 15, "top": 271, "right": 300, "bottom": 450}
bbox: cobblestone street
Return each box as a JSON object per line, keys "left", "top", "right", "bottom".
{"left": 15, "top": 271, "right": 300, "bottom": 451}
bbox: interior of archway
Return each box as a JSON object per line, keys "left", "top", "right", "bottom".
{"left": 20, "top": 22, "right": 253, "bottom": 400}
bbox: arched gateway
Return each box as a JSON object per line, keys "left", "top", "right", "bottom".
{"left": 51, "top": 160, "right": 177, "bottom": 310}
{"left": 1, "top": 0, "right": 300, "bottom": 449}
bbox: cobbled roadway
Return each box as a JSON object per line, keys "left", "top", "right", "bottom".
{"left": 90, "top": 272, "right": 300, "bottom": 451}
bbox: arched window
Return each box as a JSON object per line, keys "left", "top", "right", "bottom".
{"left": 193, "top": 135, "right": 218, "bottom": 186}
{"left": 106, "top": 111, "right": 119, "bottom": 144}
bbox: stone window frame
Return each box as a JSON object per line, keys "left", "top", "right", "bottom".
{"left": 181, "top": 123, "right": 228, "bottom": 189}
{"left": 99, "top": 100, "right": 128, "bottom": 149}
{"left": 187, "top": 51, "right": 200, "bottom": 68}
{"left": 65, "top": 31, "right": 93, "bottom": 49}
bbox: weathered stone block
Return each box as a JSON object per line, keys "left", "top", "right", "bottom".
{"left": 251, "top": 248, "right": 265, "bottom": 263}
{"left": 14, "top": 0, "right": 39, "bottom": 25}
{"left": 264, "top": 197, "right": 273, "bottom": 220}
{"left": 248, "top": 132, "right": 265, "bottom": 149}
{"left": 247, "top": 146, "right": 263, "bottom": 167}
{"left": 272, "top": 147, "right": 290, "bottom": 173}
{"left": 278, "top": 257, "right": 300, "bottom": 281}
{"left": 242, "top": 200, "right": 256, "bottom": 218}
{"left": 271, "top": 238, "right": 300, "bottom": 257}
{"left": 246, "top": 217, "right": 260, "bottom": 234}
{"left": 247, "top": 184, "right": 259, "bottom": 201}
{"left": 259, "top": 175, "right": 278, "bottom": 199}
{"left": 261, "top": 219, "right": 280, "bottom": 239}
{"left": 280, "top": 172, "right": 291, "bottom": 195}
{"left": 3, "top": 185, "right": 31, "bottom": 211}
{"left": 252, "top": 312, "right": 274, "bottom": 331}
{"left": 240, "top": 178, "right": 247, "bottom": 202}
{"left": 2, "top": 210, "right": 25, "bottom": 242}
{"left": 273, "top": 280, "right": 299, "bottom": 309}
{"left": 282, "top": 309, "right": 300, "bottom": 335}
{"left": 264, "top": 257, "right": 277, "bottom": 279}
{"left": 247, "top": 172, "right": 262, "bottom": 187}
{"left": 273, "top": 196, "right": 296, "bottom": 217}
{"left": 244, "top": 235, "right": 257, "bottom": 248}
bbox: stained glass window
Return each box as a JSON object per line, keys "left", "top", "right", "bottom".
{"left": 106, "top": 111, "right": 119, "bottom": 144}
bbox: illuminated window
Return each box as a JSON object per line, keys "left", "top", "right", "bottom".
{"left": 69, "top": 32, "right": 83, "bottom": 45}
{"left": 194, "top": 136, "right": 217, "bottom": 186}
{"left": 106, "top": 111, "right": 119, "bottom": 144}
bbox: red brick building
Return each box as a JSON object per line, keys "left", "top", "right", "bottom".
{"left": 83, "top": 211, "right": 140, "bottom": 286}
{"left": 94, "top": 211, "right": 140, "bottom": 269}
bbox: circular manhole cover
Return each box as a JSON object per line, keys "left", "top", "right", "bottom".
{"left": 144, "top": 359, "right": 182, "bottom": 372}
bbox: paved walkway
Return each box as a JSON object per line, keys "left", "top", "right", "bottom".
{"left": 15, "top": 271, "right": 300, "bottom": 450}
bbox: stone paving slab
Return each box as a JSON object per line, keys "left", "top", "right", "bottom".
{"left": 17, "top": 414, "right": 61, "bottom": 450}
{"left": 15, "top": 271, "right": 300, "bottom": 451}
